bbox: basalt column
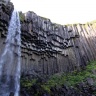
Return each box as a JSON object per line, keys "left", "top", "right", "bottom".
{"left": 20, "top": 11, "right": 96, "bottom": 75}
{"left": 0, "top": 1, "right": 96, "bottom": 76}
{"left": 0, "top": 0, "right": 14, "bottom": 58}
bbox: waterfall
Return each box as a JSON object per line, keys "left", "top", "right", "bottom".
{"left": 0, "top": 10, "right": 21, "bottom": 96}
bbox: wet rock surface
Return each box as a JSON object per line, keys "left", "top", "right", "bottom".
{"left": 0, "top": 0, "right": 14, "bottom": 31}
{"left": 0, "top": 0, "right": 14, "bottom": 60}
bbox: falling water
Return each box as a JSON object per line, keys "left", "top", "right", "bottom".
{"left": 0, "top": 10, "right": 21, "bottom": 96}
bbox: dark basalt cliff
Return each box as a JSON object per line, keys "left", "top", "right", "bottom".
{"left": 20, "top": 12, "right": 96, "bottom": 75}
{"left": 0, "top": 0, "right": 96, "bottom": 76}
{"left": 0, "top": 0, "right": 14, "bottom": 31}
{"left": 0, "top": 0, "right": 14, "bottom": 56}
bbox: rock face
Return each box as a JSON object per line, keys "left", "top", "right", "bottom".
{"left": 0, "top": 0, "right": 14, "bottom": 57}
{"left": 0, "top": 0, "right": 14, "bottom": 30}
{"left": 20, "top": 11, "right": 96, "bottom": 75}
{"left": 0, "top": 0, "right": 96, "bottom": 75}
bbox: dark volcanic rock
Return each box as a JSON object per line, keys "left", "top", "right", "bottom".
{"left": 1, "top": 0, "right": 96, "bottom": 77}
{"left": 0, "top": 0, "right": 14, "bottom": 37}
{"left": 20, "top": 11, "right": 96, "bottom": 75}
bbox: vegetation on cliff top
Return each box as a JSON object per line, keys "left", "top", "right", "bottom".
{"left": 21, "top": 61, "right": 96, "bottom": 93}
{"left": 19, "top": 12, "right": 25, "bottom": 22}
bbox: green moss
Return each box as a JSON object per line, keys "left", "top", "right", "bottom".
{"left": 87, "top": 20, "right": 96, "bottom": 24}
{"left": 21, "top": 78, "right": 37, "bottom": 88}
{"left": 41, "top": 85, "right": 51, "bottom": 93}
{"left": 19, "top": 12, "right": 25, "bottom": 22}
{"left": 42, "top": 61, "right": 96, "bottom": 92}
{"left": 20, "top": 61, "right": 96, "bottom": 93}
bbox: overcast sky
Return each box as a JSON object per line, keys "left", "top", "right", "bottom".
{"left": 11, "top": 0, "right": 96, "bottom": 24}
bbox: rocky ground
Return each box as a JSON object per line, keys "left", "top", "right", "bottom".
{"left": 20, "top": 76, "right": 96, "bottom": 96}
{"left": 20, "top": 61, "right": 96, "bottom": 96}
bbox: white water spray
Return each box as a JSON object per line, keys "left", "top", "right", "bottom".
{"left": 0, "top": 10, "right": 21, "bottom": 96}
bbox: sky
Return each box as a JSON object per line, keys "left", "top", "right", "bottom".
{"left": 11, "top": 0, "right": 96, "bottom": 24}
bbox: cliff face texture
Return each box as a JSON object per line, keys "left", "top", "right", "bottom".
{"left": 0, "top": 0, "right": 96, "bottom": 76}
{"left": 20, "top": 12, "right": 96, "bottom": 75}
{"left": 0, "top": 0, "right": 13, "bottom": 57}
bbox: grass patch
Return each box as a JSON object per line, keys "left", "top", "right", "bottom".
{"left": 42, "top": 61, "right": 96, "bottom": 92}
{"left": 20, "top": 61, "right": 96, "bottom": 93}
{"left": 19, "top": 12, "right": 25, "bottom": 22}
{"left": 21, "top": 78, "right": 37, "bottom": 88}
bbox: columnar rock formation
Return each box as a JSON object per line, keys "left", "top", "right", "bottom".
{"left": 20, "top": 11, "right": 96, "bottom": 75}
{"left": 0, "top": 0, "right": 14, "bottom": 56}
{"left": 0, "top": 0, "right": 96, "bottom": 75}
